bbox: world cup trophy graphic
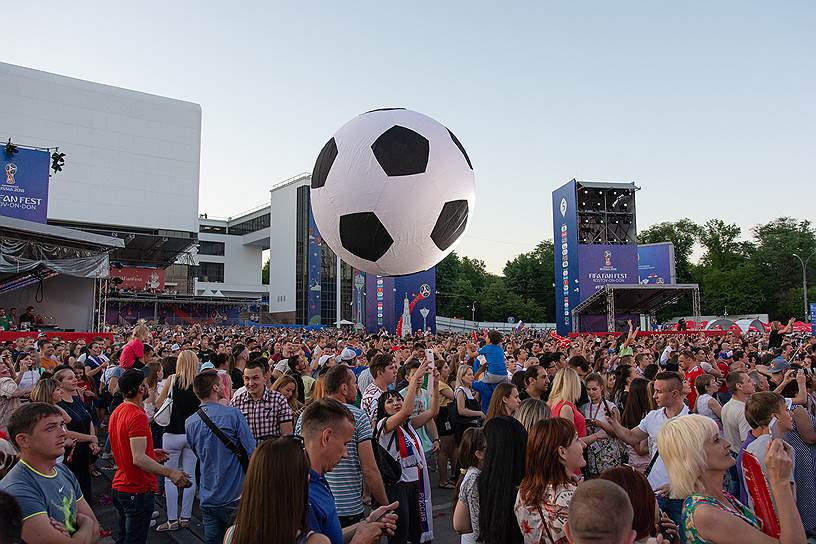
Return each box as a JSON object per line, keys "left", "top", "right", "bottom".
{"left": 603, "top": 250, "right": 612, "bottom": 267}
{"left": 5, "top": 163, "right": 17, "bottom": 185}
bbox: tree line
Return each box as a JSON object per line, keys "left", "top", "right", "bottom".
{"left": 436, "top": 217, "right": 816, "bottom": 324}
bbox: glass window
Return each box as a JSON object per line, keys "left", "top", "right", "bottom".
{"left": 197, "top": 262, "right": 224, "bottom": 283}
{"left": 198, "top": 241, "right": 225, "bottom": 256}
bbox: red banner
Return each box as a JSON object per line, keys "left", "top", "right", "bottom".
{"left": 109, "top": 267, "right": 164, "bottom": 290}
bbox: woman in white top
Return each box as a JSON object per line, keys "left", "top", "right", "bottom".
{"left": 376, "top": 359, "right": 440, "bottom": 544}
{"left": 580, "top": 373, "right": 625, "bottom": 477}
{"left": 13, "top": 353, "right": 40, "bottom": 395}
{"left": 694, "top": 374, "right": 723, "bottom": 430}
{"left": 453, "top": 427, "right": 486, "bottom": 544}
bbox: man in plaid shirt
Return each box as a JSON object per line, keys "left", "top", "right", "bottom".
{"left": 230, "top": 359, "right": 293, "bottom": 441}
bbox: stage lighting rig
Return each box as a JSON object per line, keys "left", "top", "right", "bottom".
{"left": 51, "top": 151, "right": 66, "bottom": 173}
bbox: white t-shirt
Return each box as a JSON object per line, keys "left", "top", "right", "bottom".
{"left": 744, "top": 434, "right": 796, "bottom": 510}
{"left": 376, "top": 419, "right": 426, "bottom": 483}
{"left": 459, "top": 467, "right": 481, "bottom": 544}
{"left": 16, "top": 370, "right": 40, "bottom": 393}
{"left": 637, "top": 405, "right": 690, "bottom": 490}
{"left": 721, "top": 399, "right": 751, "bottom": 454}
{"left": 696, "top": 394, "right": 721, "bottom": 425}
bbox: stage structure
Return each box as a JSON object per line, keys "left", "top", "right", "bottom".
{"left": 552, "top": 179, "right": 639, "bottom": 335}
{"left": 571, "top": 284, "right": 701, "bottom": 333}
{"left": 552, "top": 180, "right": 699, "bottom": 334}
{"left": 0, "top": 216, "right": 123, "bottom": 331}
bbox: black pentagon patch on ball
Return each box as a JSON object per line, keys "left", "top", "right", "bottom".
{"left": 364, "top": 107, "right": 406, "bottom": 114}
{"left": 431, "top": 200, "right": 469, "bottom": 251}
{"left": 311, "top": 138, "right": 337, "bottom": 189}
{"left": 340, "top": 212, "right": 394, "bottom": 262}
{"left": 447, "top": 129, "right": 472, "bottom": 170}
{"left": 371, "top": 125, "right": 429, "bottom": 177}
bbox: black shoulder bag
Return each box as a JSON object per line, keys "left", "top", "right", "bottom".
{"left": 194, "top": 407, "right": 250, "bottom": 483}
{"left": 373, "top": 421, "right": 402, "bottom": 487}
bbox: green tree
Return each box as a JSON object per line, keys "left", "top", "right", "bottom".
{"left": 262, "top": 259, "right": 269, "bottom": 284}
{"left": 751, "top": 218, "right": 816, "bottom": 320}
{"left": 503, "top": 241, "right": 555, "bottom": 321}
{"left": 638, "top": 219, "right": 701, "bottom": 283}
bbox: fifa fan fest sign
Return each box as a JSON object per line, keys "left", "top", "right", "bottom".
{"left": 0, "top": 148, "right": 50, "bottom": 223}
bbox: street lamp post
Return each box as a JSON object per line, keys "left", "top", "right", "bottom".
{"left": 471, "top": 302, "right": 476, "bottom": 324}
{"left": 792, "top": 251, "right": 816, "bottom": 322}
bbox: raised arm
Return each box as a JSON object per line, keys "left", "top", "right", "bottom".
{"left": 412, "top": 370, "right": 440, "bottom": 428}
{"left": 383, "top": 361, "right": 427, "bottom": 433}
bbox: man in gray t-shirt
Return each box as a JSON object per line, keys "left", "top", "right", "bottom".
{"left": 0, "top": 403, "right": 98, "bottom": 541}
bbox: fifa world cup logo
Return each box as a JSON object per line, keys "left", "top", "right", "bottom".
{"left": 603, "top": 250, "right": 612, "bottom": 267}
{"left": 5, "top": 163, "right": 17, "bottom": 185}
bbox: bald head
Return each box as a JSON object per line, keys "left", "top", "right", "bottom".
{"left": 565, "top": 480, "right": 636, "bottom": 544}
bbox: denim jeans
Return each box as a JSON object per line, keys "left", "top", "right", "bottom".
{"left": 200, "top": 500, "right": 240, "bottom": 544}
{"left": 112, "top": 489, "right": 155, "bottom": 544}
{"left": 657, "top": 495, "right": 686, "bottom": 544}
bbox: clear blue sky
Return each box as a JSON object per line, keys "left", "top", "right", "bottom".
{"left": 4, "top": 2, "right": 814, "bottom": 273}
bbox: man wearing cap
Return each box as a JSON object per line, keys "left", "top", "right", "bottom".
{"left": 109, "top": 369, "right": 191, "bottom": 543}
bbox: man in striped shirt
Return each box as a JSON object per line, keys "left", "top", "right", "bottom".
{"left": 297, "top": 365, "right": 388, "bottom": 526}
{"left": 360, "top": 353, "right": 398, "bottom": 424}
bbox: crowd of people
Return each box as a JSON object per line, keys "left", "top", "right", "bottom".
{"left": 0, "top": 317, "right": 815, "bottom": 544}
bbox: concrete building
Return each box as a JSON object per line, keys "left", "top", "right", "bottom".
{"left": 197, "top": 174, "right": 354, "bottom": 324}
{"left": 0, "top": 61, "right": 201, "bottom": 271}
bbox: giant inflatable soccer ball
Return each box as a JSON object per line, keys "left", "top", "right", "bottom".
{"left": 310, "top": 108, "right": 475, "bottom": 276}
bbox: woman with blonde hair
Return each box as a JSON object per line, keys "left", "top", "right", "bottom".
{"left": 513, "top": 398, "right": 551, "bottom": 432}
{"left": 272, "top": 374, "right": 304, "bottom": 420}
{"left": 547, "top": 368, "right": 587, "bottom": 441}
{"left": 120, "top": 320, "right": 150, "bottom": 370}
{"left": 658, "top": 414, "right": 805, "bottom": 544}
{"left": 155, "top": 350, "right": 200, "bottom": 531}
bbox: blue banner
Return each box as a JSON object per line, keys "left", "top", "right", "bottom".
{"left": 395, "top": 268, "right": 437, "bottom": 334}
{"left": 577, "top": 244, "right": 639, "bottom": 301}
{"left": 552, "top": 180, "right": 579, "bottom": 335}
{"left": 0, "top": 148, "right": 50, "bottom": 223}
{"left": 364, "top": 269, "right": 436, "bottom": 334}
{"left": 810, "top": 303, "right": 816, "bottom": 336}
{"left": 637, "top": 243, "right": 676, "bottom": 285}
{"left": 307, "top": 204, "right": 322, "bottom": 325}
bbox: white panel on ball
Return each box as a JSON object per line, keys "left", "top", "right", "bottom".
{"left": 310, "top": 108, "right": 475, "bottom": 276}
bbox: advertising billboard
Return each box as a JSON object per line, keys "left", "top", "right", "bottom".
{"left": 366, "top": 275, "right": 395, "bottom": 333}
{"left": 109, "top": 267, "right": 165, "bottom": 291}
{"left": 307, "top": 205, "right": 322, "bottom": 325}
{"left": 0, "top": 147, "right": 50, "bottom": 223}
{"left": 552, "top": 180, "right": 579, "bottom": 335}
{"left": 637, "top": 243, "right": 676, "bottom": 285}
{"left": 394, "top": 268, "right": 436, "bottom": 334}
{"left": 577, "top": 244, "right": 639, "bottom": 302}
{"left": 364, "top": 269, "right": 436, "bottom": 334}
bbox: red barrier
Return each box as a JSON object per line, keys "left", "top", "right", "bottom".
{"left": 567, "top": 330, "right": 728, "bottom": 338}
{"left": 742, "top": 450, "right": 781, "bottom": 537}
{"left": 0, "top": 331, "right": 114, "bottom": 344}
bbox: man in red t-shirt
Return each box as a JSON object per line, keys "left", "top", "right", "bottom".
{"left": 680, "top": 350, "right": 705, "bottom": 410}
{"left": 109, "top": 369, "right": 191, "bottom": 543}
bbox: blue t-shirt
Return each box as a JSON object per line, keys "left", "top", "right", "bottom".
{"left": 478, "top": 344, "right": 506, "bottom": 375}
{"left": 185, "top": 402, "right": 257, "bottom": 508}
{"left": 0, "top": 460, "right": 83, "bottom": 534}
{"left": 307, "top": 469, "right": 343, "bottom": 544}
{"left": 472, "top": 381, "right": 497, "bottom": 413}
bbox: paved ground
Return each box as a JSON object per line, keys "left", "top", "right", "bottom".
{"left": 91, "top": 455, "right": 459, "bottom": 543}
